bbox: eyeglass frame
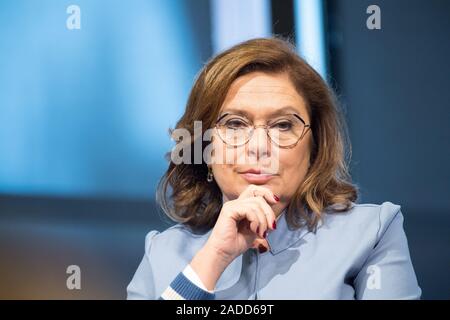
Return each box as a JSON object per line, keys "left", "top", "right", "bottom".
{"left": 214, "top": 112, "right": 311, "bottom": 149}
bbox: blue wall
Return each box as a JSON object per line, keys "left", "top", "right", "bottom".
{"left": 0, "top": 0, "right": 210, "bottom": 198}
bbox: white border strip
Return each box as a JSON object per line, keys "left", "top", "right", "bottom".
{"left": 294, "top": 0, "right": 327, "bottom": 79}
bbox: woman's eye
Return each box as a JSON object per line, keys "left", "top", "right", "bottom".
{"left": 273, "top": 121, "right": 293, "bottom": 130}
{"left": 225, "top": 119, "right": 247, "bottom": 129}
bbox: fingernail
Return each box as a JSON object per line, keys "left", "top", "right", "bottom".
{"left": 258, "top": 245, "right": 267, "bottom": 254}
{"left": 272, "top": 221, "right": 277, "bottom": 229}
{"left": 263, "top": 231, "right": 267, "bottom": 238}
{"left": 273, "top": 195, "right": 280, "bottom": 202}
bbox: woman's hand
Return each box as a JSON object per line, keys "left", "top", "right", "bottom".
{"left": 205, "top": 184, "right": 279, "bottom": 262}
{"left": 190, "top": 184, "right": 279, "bottom": 291}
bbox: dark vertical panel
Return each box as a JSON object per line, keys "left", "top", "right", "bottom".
{"left": 184, "top": 0, "right": 212, "bottom": 63}
{"left": 271, "top": 0, "right": 295, "bottom": 38}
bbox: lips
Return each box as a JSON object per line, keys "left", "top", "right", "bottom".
{"left": 240, "top": 168, "right": 276, "bottom": 175}
{"left": 238, "top": 168, "right": 277, "bottom": 184}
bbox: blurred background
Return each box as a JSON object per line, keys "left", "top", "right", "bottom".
{"left": 0, "top": 0, "right": 449, "bottom": 299}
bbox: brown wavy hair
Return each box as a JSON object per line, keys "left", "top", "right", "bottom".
{"left": 157, "top": 37, "right": 358, "bottom": 233}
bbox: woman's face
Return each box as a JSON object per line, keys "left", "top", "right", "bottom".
{"left": 211, "top": 71, "right": 312, "bottom": 215}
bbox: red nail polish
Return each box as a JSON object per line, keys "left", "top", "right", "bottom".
{"left": 274, "top": 195, "right": 280, "bottom": 202}
{"left": 258, "top": 244, "right": 267, "bottom": 254}
{"left": 272, "top": 221, "right": 277, "bottom": 229}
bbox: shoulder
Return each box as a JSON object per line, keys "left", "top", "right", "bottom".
{"left": 143, "top": 223, "right": 211, "bottom": 261}
{"left": 321, "top": 201, "right": 405, "bottom": 246}
{"left": 326, "top": 200, "right": 402, "bottom": 224}
{"left": 349, "top": 201, "right": 403, "bottom": 236}
{"left": 128, "top": 224, "right": 212, "bottom": 299}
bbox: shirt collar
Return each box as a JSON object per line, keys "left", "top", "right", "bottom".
{"left": 266, "top": 207, "right": 321, "bottom": 255}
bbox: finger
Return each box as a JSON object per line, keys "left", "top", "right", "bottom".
{"left": 239, "top": 184, "right": 280, "bottom": 205}
{"left": 253, "top": 186, "right": 280, "bottom": 205}
{"left": 252, "top": 196, "right": 277, "bottom": 231}
{"left": 246, "top": 206, "right": 263, "bottom": 236}
{"left": 249, "top": 201, "right": 268, "bottom": 238}
{"left": 241, "top": 198, "right": 268, "bottom": 238}
{"left": 233, "top": 203, "right": 261, "bottom": 236}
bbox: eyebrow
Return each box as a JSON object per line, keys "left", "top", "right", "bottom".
{"left": 219, "top": 106, "right": 304, "bottom": 118}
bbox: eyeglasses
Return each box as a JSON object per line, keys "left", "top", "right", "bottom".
{"left": 215, "top": 113, "right": 311, "bottom": 148}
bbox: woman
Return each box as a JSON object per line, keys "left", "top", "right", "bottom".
{"left": 127, "top": 38, "right": 421, "bottom": 300}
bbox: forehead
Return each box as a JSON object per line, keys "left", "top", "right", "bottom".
{"left": 220, "top": 72, "right": 308, "bottom": 119}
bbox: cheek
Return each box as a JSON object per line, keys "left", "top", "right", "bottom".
{"left": 210, "top": 139, "right": 238, "bottom": 179}
{"left": 211, "top": 162, "right": 245, "bottom": 201}
{"left": 278, "top": 146, "right": 310, "bottom": 181}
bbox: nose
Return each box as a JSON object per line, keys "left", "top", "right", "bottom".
{"left": 246, "top": 127, "right": 271, "bottom": 161}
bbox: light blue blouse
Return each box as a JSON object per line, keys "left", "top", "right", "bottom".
{"left": 127, "top": 201, "right": 421, "bottom": 299}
